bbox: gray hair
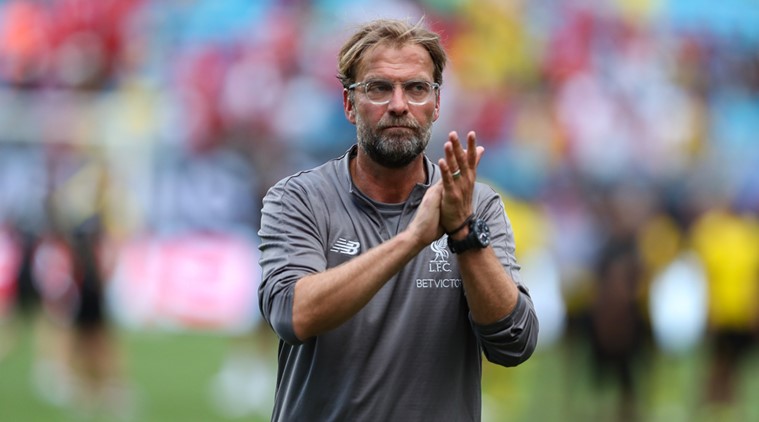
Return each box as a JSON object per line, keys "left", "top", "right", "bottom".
{"left": 336, "top": 18, "right": 447, "bottom": 89}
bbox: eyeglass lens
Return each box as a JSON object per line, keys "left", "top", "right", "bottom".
{"left": 362, "top": 80, "right": 436, "bottom": 105}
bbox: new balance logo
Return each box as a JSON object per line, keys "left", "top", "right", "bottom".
{"left": 330, "top": 238, "right": 360, "bottom": 255}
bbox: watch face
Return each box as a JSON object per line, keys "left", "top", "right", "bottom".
{"left": 476, "top": 220, "right": 490, "bottom": 247}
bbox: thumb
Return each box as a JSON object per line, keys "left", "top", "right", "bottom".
{"left": 475, "top": 146, "right": 485, "bottom": 167}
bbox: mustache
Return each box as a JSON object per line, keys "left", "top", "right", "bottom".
{"left": 377, "top": 117, "right": 421, "bottom": 130}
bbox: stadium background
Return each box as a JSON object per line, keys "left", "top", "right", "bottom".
{"left": 1, "top": 0, "right": 758, "bottom": 421}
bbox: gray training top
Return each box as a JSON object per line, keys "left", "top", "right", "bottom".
{"left": 258, "top": 146, "right": 539, "bottom": 422}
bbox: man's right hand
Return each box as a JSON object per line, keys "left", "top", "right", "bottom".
{"left": 407, "top": 182, "right": 445, "bottom": 249}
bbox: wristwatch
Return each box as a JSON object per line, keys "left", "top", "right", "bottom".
{"left": 447, "top": 218, "right": 490, "bottom": 254}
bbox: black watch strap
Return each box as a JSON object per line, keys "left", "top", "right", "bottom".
{"left": 447, "top": 218, "right": 490, "bottom": 254}
{"left": 446, "top": 214, "right": 474, "bottom": 236}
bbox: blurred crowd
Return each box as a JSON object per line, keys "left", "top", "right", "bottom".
{"left": 0, "top": 0, "right": 758, "bottom": 420}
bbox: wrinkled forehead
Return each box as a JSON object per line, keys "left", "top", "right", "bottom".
{"left": 355, "top": 41, "right": 434, "bottom": 81}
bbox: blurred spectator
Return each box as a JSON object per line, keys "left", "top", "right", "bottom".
{"left": 587, "top": 182, "right": 652, "bottom": 422}
{"left": 690, "top": 198, "right": 759, "bottom": 417}
{"left": 67, "top": 216, "right": 133, "bottom": 419}
{"left": 642, "top": 201, "right": 708, "bottom": 356}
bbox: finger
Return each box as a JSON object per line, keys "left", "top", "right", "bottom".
{"left": 448, "top": 131, "right": 461, "bottom": 149}
{"left": 466, "top": 131, "right": 477, "bottom": 167}
{"left": 451, "top": 131, "right": 469, "bottom": 173}
{"left": 458, "top": 131, "right": 484, "bottom": 169}
{"left": 444, "top": 133, "right": 460, "bottom": 174}
{"left": 438, "top": 157, "right": 455, "bottom": 185}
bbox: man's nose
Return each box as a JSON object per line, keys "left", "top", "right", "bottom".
{"left": 386, "top": 85, "right": 409, "bottom": 115}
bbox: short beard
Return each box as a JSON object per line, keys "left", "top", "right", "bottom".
{"left": 356, "top": 114, "right": 432, "bottom": 168}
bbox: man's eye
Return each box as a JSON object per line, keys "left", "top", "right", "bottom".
{"left": 406, "top": 82, "right": 429, "bottom": 93}
{"left": 367, "top": 82, "right": 393, "bottom": 93}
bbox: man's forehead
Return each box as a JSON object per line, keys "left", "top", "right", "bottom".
{"left": 355, "top": 42, "right": 433, "bottom": 80}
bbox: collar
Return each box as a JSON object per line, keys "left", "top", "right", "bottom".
{"left": 339, "top": 144, "right": 440, "bottom": 206}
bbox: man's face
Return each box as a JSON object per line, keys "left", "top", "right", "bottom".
{"left": 344, "top": 43, "right": 440, "bottom": 168}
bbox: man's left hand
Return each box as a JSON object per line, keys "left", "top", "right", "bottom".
{"left": 438, "top": 130, "right": 484, "bottom": 236}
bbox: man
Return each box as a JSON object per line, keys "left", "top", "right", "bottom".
{"left": 258, "top": 18, "right": 538, "bottom": 421}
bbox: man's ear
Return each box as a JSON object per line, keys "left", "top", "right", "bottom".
{"left": 343, "top": 89, "right": 356, "bottom": 124}
{"left": 433, "top": 91, "right": 441, "bottom": 122}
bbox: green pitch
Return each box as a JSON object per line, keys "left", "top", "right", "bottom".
{"left": 2, "top": 320, "right": 759, "bottom": 422}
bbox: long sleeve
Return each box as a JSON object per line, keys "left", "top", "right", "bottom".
{"left": 470, "top": 187, "right": 539, "bottom": 366}
{"left": 258, "top": 175, "right": 327, "bottom": 345}
{"left": 472, "top": 289, "right": 539, "bottom": 366}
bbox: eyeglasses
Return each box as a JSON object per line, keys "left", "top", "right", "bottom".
{"left": 348, "top": 79, "right": 439, "bottom": 106}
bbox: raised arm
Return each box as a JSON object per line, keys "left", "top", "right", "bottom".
{"left": 437, "top": 131, "right": 538, "bottom": 364}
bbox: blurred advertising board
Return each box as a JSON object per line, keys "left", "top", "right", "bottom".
{"left": 108, "top": 233, "right": 261, "bottom": 334}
